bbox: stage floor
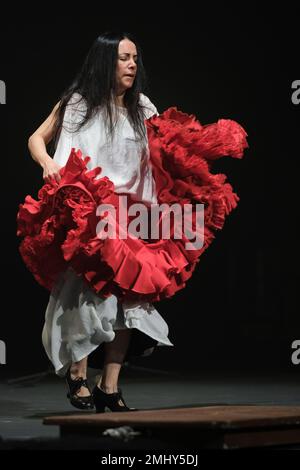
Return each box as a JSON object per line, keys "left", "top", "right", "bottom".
{"left": 1, "top": 367, "right": 300, "bottom": 449}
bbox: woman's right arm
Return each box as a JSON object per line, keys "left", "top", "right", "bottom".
{"left": 28, "top": 101, "right": 62, "bottom": 183}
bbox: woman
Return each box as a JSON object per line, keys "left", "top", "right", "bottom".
{"left": 20, "top": 31, "right": 248, "bottom": 414}
{"left": 26, "top": 32, "right": 174, "bottom": 412}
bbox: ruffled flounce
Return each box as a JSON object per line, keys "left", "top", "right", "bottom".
{"left": 17, "top": 107, "right": 248, "bottom": 302}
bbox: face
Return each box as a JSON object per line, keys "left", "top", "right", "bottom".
{"left": 115, "top": 38, "right": 138, "bottom": 94}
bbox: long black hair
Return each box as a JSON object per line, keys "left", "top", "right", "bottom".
{"left": 52, "top": 31, "right": 148, "bottom": 151}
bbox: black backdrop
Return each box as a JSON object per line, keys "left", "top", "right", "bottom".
{"left": 0, "top": 5, "right": 299, "bottom": 376}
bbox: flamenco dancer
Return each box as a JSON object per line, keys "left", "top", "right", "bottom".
{"left": 17, "top": 32, "right": 248, "bottom": 413}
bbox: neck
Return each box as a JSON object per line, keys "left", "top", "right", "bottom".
{"left": 115, "top": 92, "right": 125, "bottom": 108}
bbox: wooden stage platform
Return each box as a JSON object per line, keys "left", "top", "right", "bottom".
{"left": 44, "top": 405, "right": 300, "bottom": 449}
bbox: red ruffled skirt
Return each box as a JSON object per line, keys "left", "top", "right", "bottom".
{"left": 17, "top": 107, "right": 248, "bottom": 303}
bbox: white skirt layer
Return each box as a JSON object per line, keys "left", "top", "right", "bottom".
{"left": 42, "top": 268, "right": 174, "bottom": 376}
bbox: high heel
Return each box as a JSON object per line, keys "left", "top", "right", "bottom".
{"left": 92, "top": 385, "right": 138, "bottom": 413}
{"left": 65, "top": 368, "right": 94, "bottom": 410}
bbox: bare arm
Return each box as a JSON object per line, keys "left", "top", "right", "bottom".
{"left": 28, "top": 101, "right": 62, "bottom": 183}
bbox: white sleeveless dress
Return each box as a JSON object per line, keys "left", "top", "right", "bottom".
{"left": 42, "top": 93, "right": 174, "bottom": 376}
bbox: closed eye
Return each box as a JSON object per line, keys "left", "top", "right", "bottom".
{"left": 119, "top": 54, "right": 138, "bottom": 63}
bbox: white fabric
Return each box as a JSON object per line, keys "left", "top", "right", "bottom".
{"left": 42, "top": 93, "right": 174, "bottom": 376}
{"left": 53, "top": 92, "right": 158, "bottom": 205}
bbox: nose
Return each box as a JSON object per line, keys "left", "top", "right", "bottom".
{"left": 129, "top": 58, "right": 137, "bottom": 69}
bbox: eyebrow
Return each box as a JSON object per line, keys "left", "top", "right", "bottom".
{"left": 119, "top": 52, "right": 138, "bottom": 57}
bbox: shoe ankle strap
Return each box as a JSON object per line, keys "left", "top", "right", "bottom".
{"left": 68, "top": 376, "right": 90, "bottom": 395}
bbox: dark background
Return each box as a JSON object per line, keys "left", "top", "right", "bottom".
{"left": 0, "top": 5, "right": 299, "bottom": 377}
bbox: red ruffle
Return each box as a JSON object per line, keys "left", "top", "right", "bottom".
{"left": 17, "top": 107, "right": 248, "bottom": 302}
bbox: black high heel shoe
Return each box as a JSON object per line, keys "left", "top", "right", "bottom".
{"left": 92, "top": 385, "right": 138, "bottom": 413}
{"left": 65, "top": 368, "right": 94, "bottom": 410}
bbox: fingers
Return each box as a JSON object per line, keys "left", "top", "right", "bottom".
{"left": 43, "top": 172, "right": 61, "bottom": 184}
{"left": 42, "top": 161, "right": 62, "bottom": 184}
{"left": 54, "top": 171, "right": 61, "bottom": 183}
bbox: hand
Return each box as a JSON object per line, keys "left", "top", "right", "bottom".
{"left": 41, "top": 157, "right": 62, "bottom": 184}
